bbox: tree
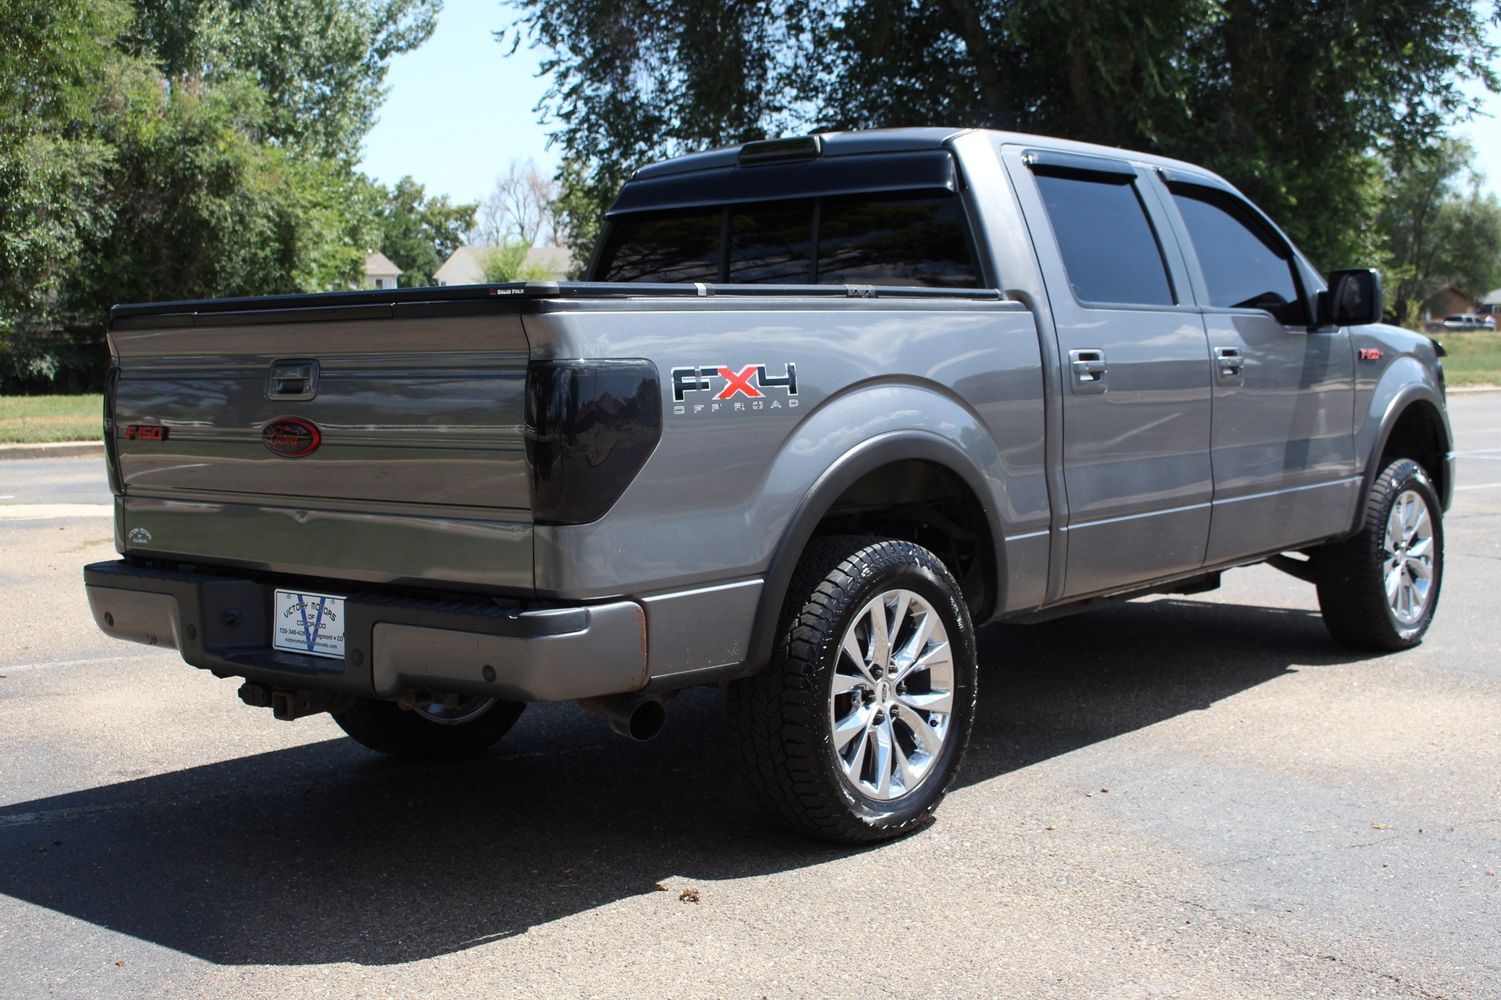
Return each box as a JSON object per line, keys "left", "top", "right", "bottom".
{"left": 479, "top": 240, "right": 554, "bottom": 282}
{"left": 1, "top": 0, "right": 441, "bottom": 392}
{"left": 61, "top": 70, "right": 384, "bottom": 331}
{"left": 502, "top": 0, "right": 806, "bottom": 265}
{"left": 473, "top": 159, "right": 559, "bottom": 247}
{"left": 1380, "top": 140, "right": 1501, "bottom": 325}
{"left": 127, "top": 0, "right": 441, "bottom": 158}
{"left": 0, "top": 0, "right": 126, "bottom": 331}
{"left": 504, "top": 0, "right": 1499, "bottom": 271}
{"left": 377, "top": 176, "right": 477, "bottom": 287}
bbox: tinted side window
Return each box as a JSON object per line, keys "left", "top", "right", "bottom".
{"left": 1033, "top": 172, "right": 1175, "bottom": 307}
{"left": 595, "top": 208, "right": 722, "bottom": 282}
{"left": 1170, "top": 188, "right": 1304, "bottom": 323}
{"left": 729, "top": 200, "right": 814, "bottom": 282}
{"left": 818, "top": 194, "right": 978, "bottom": 287}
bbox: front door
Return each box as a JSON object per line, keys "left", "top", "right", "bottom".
{"left": 1006, "top": 149, "right": 1213, "bottom": 599}
{"left": 1156, "top": 179, "right": 1357, "bottom": 564}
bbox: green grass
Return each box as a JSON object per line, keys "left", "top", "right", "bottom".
{"left": 0, "top": 394, "right": 103, "bottom": 444}
{"left": 1431, "top": 330, "right": 1501, "bottom": 388}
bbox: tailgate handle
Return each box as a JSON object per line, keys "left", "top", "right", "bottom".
{"left": 268, "top": 360, "right": 319, "bottom": 400}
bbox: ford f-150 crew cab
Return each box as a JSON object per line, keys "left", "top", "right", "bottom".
{"left": 85, "top": 128, "right": 1453, "bottom": 843}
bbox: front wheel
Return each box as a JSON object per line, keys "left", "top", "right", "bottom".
{"left": 1314, "top": 457, "right": 1444, "bottom": 650}
{"left": 333, "top": 696, "right": 525, "bottom": 760}
{"left": 728, "top": 536, "right": 978, "bottom": 844}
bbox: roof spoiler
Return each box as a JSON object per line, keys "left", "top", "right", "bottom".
{"left": 738, "top": 135, "right": 823, "bottom": 167}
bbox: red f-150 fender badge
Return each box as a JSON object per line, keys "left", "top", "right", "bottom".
{"left": 1359, "top": 348, "right": 1383, "bottom": 362}
{"left": 262, "top": 417, "right": 321, "bottom": 457}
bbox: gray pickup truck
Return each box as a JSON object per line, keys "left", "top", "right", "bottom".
{"left": 85, "top": 128, "right": 1453, "bottom": 843}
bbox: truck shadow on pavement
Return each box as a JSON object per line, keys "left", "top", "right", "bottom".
{"left": 0, "top": 597, "right": 1373, "bottom": 966}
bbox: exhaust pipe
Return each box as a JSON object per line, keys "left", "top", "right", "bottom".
{"left": 579, "top": 694, "right": 667, "bottom": 741}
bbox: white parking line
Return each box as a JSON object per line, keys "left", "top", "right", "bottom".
{"left": 1455, "top": 481, "right": 1501, "bottom": 491}
{"left": 1, "top": 654, "right": 153, "bottom": 674}
{"left": 0, "top": 803, "right": 134, "bottom": 829}
{"left": 0, "top": 504, "right": 113, "bottom": 520}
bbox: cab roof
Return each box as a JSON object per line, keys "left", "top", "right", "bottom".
{"left": 629, "top": 127, "right": 1226, "bottom": 188}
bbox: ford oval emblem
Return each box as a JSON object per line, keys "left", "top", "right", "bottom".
{"left": 262, "top": 417, "right": 321, "bottom": 458}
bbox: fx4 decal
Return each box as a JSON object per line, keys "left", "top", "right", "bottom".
{"left": 670, "top": 363, "right": 799, "bottom": 415}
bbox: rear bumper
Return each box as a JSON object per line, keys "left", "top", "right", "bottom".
{"left": 83, "top": 560, "right": 648, "bottom": 702}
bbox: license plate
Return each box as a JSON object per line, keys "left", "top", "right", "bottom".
{"left": 272, "top": 589, "right": 346, "bottom": 660}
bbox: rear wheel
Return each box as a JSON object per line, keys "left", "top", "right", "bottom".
{"left": 334, "top": 696, "right": 524, "bottom": 759}
{"left": 729, "top": 536, "right": 978, "bottom": 844}
{"left": 1314, "top": 457, "right": 1444, "bottom": 650}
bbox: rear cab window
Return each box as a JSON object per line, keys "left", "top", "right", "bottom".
{"left": 592, "top": 153, "right": 982, "bottom": 288}
{"left": 591, "top": 207, "right": 723, "bottom": 283}
{"left": 1031, "top": 170, "right": 1176, "bottom": 307}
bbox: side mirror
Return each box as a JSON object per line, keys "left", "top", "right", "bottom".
{"left": 1316, "top": 268, "right": 1383, "bottom": 327}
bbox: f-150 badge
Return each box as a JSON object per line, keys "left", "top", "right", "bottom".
{"left": 670, "top": 363, "right": 798, "bottom": 415}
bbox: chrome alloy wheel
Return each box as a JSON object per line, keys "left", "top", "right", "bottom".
{"left": 414, "top": 696, "right": 497, "bottom": 726}
{"left": 829, "top": 589, "right": 955, "bottom": 801}
{"left": 1384, "top": 488, "right": 1436, "bottom": 626}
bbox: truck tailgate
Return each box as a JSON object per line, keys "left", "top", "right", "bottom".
{"left": 108, "top": 300, "right": 534, "bottom": 592}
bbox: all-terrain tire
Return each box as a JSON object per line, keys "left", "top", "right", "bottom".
{"left": 728, "top": 536, "right": 978, "bottom": 844}
{"left": 1314, "top": 458, "right": 1444, "bottom": 651}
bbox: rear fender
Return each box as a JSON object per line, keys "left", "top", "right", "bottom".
{"left": 740, "top": 382, "right": 1014, "bottom": 675}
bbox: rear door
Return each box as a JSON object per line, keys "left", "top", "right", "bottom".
{"left": 1005, "top": 148, "right": 1213, "bottom": 598}
{"left": 1152, "top": 174, "right": 1357, "bottom": 563}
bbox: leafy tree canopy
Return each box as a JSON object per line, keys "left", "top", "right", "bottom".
{"left": 0, "top": 0, "right": 127, "bottom": 325}
{"left": 507, "top": 0, "right": 1499, "bottom": 271}
{"left": 128, "top": 0, "right": 440, "bottom": 158}
{"left": 376, "top": 176, "right": 478, "bottom": 287}
{"left": 1380, "top": 139, "right": 1501, "bottom": 324}
{"left": 1, "top": 0, "right": 444, "bottom": 391}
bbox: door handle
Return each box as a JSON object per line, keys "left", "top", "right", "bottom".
{"left": 1069, "top": 349, "right": 1108, "bottom": 394}
{"left": 1213, "top": 347, "right": 1244, "bottom": 383}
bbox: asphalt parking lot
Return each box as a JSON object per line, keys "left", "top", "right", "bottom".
{"left": 1, "top": 395, "right": 1498, "bottom": 999}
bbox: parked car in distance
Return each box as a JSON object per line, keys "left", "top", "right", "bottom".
{"left": 1442, "top": 314, "right": 1486, "bottom": 331}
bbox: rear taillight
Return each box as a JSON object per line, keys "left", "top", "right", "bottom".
{"left": 524, "top": 360, "right": 662, "bottom": 525}
{"left": 103, "top": 365, "right": 123, "bottom": 495}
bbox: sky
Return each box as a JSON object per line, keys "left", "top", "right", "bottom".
{"left": 361, "top": 2, "right": 1501, "bottom": 206}
{"left": 359, "top": 0, "right": 558, "bottom": 206}
{"left": 1455, "top": 19, "right": 1501, "bottom": 197}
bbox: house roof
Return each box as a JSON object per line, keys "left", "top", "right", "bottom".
{"left": 434, "top": 245, "right": 575, "bottom": 285}
{"left": 524, "top": 246, "right": 572, "bottom": 274}
{"left": 433, "top": 245, "right": 490, "bottom": 285}
{"left": 1483, "top": 288, "right": 1501, "bottom": 306}
{"left": 363, "top": 251, "right": 402, "bottom": 277}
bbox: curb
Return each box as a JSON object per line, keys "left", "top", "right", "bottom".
{"left": 0, "top": 442, "right": 106, "bottom": 461}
